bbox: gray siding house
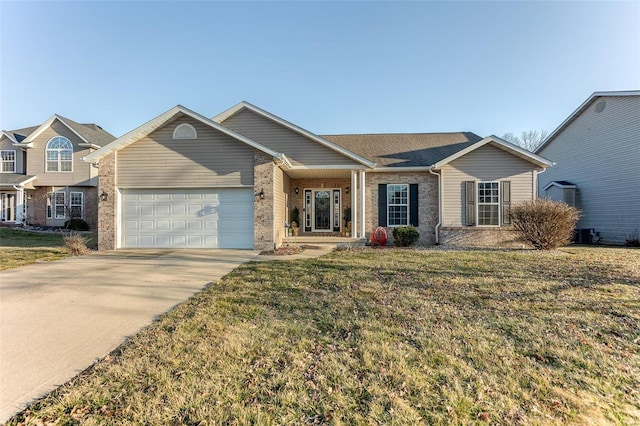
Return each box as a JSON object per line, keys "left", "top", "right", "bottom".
{"left": 85, "top": 102, "right": 552, "bottom": 251}
{"left": 536, "top": 91, "right": 640, "bottom": 244}
{"left": 0, "top": 115, "right": 115, "bottom": 228}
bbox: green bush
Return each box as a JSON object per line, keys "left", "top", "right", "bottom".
{"left": 511, "top": 199, "right": 580, "bottom": 250}
{"left": 392, "top": 226, "right": 420, "bottom": 247}
{"left": 64, "top": 218, "right": 90, "bottom": 231}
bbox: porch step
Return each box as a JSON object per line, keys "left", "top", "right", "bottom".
{"left": 283, "top": 236, "right": 367, "bottom": 246}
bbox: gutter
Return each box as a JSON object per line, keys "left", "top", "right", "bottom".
{"left": 428, "top": 167, "right": 442, "bottom": 244}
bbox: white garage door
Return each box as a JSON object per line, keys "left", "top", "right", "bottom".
{"left": 121, "top": 188, "right": 253, "bottom": 249}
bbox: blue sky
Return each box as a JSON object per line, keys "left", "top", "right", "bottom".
{"left": 1, "top": 1, "right": 638, "bottom": 138}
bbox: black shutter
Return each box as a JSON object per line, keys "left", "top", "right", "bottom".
{"left": 378, "top": 184, "right": 387, "bottom": 226}
{"left": 465, "top": 181, "right": 476, "bottom": 226}
{"left": 409, "top": 184, "right": 419, "bottom": 226}
{"left": 501, "top": 181, "right": 511, "bottom": 226}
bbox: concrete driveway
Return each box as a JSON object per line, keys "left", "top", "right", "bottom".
{"left": 0, "top": 249, "right": 258, "bottom": 423}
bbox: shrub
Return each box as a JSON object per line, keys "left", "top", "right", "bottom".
{"left": 63, "top": 232, "right": 91, "bottom": 255}
{"left": 625, "top": 228, "right": 640, "bottom": 247}
{"left": 392, "top": 226, "right": 420, "bottom": 247}
{"left": 64, "top": 218, "right": 90, "bottom": 231}
{"left": 511, "top": 199, "right": 580, "bottom": 250}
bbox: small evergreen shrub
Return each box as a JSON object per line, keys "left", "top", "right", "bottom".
{"left": 392, "top": 226, "right": 420, "bottom": 247}
{"left": 64, "top": 218, "right": 90, "bottom": 231}
{"left": 63, "top": 232, "right": 90, "bottom": 255}
{"left": 511, "top": 199, "right": 580, "bottom": 250}
{"left": 625, "top": 229, "right": 640, "bottom": 247}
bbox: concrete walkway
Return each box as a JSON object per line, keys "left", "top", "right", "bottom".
{"left": 0, "top": 249, "right": 259, "bottom": 423}
{"left": 255, "top": 244, "right": 337, "bottom": 261}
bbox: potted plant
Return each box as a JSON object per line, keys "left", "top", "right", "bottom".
{"left": 343, "top": 207, "right": 352, "bottom": 237}
{"left": 291, "top": 207, "right": 300, "bottom": 236}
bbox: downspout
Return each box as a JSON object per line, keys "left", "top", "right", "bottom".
{"left": 533, "top": 168, "right": 547, "bottom": 199}
{"left": 428, "top": 168, "right": 442, "bottom": 244}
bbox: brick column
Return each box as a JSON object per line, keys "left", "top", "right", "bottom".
{"left": 97, "top": 153, "right": 117, "bottom": 251}
{"left": 253, "top": 152, "right": 274, "bottom": 250}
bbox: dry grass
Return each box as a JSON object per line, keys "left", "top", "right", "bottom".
{"left": 8, "top": 247, "right": 640, "bottom": 425}
{"left": 62, "top": 232, "right": 91, "bottom": 256}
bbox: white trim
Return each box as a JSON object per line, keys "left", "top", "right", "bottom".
{"left": 476, "top": 181, "right": 501, "bottom": 227}
{"left": 386, "top": 183, "right": 410, "bottom": 227}
{"left": 537, "top": 90, "right": 640, "bottom": 153}
{"left": 0, "top": 150, "right": 17, "bottom": 173}
{"left": 70, "top": 191, "right": 84, "bottom": 219}
{"left": 543, "top": 181, "right": 577, "bottom": 191}
{"left": 287, "top": 164, "right": 368, "bottom": 170}
{"left": 359, "top": 170, "right": 366, "bottom": 238}
{"left": 1, "top": 131, "right": 18, "bottom": 144}
{"left": 45, "top": 136, "right": 74, "bottom": 172}
{"left": 429, "top": 168, "right": 442, "bottom": 243}
{"left": 351, "top": 170, "right": 358, "bottom": 238}
{"left": 369, "top": 166, "right": 433, "bottom": 172}
{"left": 212, "top": 101, "right": 375, "bottom": 168}
{"left": 172, "top": 123, "right": 198, "bottom": 140}
{"left": 78, "top": 142, "right": 101, "bottom": 149}
{"left": 83, "top": 105, "right": 282, "bottom": 163}
{"left": 21, "top": 115, "right": 92, "bottom": 145}
{"left": 432, "top": 136, "right": 554, "bottom": 169}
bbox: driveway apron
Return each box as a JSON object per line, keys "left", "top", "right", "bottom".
{"left": 0, "top": 249, "right": 258, "bottom": 423}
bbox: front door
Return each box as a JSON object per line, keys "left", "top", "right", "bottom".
{"left": 0, "top": 193, "right": 15, "bottom": 222}
{"left": 304, "top": 189, "right": 342, "bottom": 232}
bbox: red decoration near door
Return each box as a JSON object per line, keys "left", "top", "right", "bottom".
{"left": 370, "top": 226, "right": 387, "bottom": 246}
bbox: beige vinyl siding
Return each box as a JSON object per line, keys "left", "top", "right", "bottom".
{"left": 0, "top": 138, "right": 24, "bottom": 173}
{"left": 442, "top": 144, "right": 536, "bottom": 227}
{"left": 273, "top": 166, "right": 290, "bottom": 246}
{"left": 117, "top": 115, "right": 254, "bottom": 188}
{"left": 221, "top": 108, "right": 359, "bottom": 167}
{"left": 27, "top": 120, "right": 97, "bottom": 186}
{"left": 538, "top": 95, "right": 640, "bottom": 244}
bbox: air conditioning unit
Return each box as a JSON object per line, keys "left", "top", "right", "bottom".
{"left": 574, "top": 228, "right": 595, "bottom": 244}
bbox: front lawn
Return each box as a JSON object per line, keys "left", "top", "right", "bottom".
{"left": 0, "top": 228, "right": 69, "bottom": 270}
{"left": 9, "top": 247, "right": 640, "bottom": 425}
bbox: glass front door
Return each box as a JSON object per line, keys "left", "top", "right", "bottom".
{"left": 314, "top": 190, "right": 331, "bottom": 230}
{"left": 0, "top": 193, "right": 15, "bottom": 222}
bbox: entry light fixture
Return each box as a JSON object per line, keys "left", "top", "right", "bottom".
{"left": 256, "top": 188, "right": 265, "bottom": 200}
{"left": 99, "top": 191, "right": 108, "bottom": 202}
{"left": 345, "top": 186, "right": 350, "bottom": 194}
{"left": 295, "top": 187, "right": 299, "bottom": 194}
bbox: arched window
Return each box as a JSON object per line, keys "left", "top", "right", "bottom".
{"left": 46, "top": 137, "right": 73, "bottom": 172}
{"left": 173, "top": 123, "right": 197, "bottom": 140}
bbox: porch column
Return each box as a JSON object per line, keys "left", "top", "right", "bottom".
{"left": 351, "top": 170, "right": 358, "bottom": 238}
{"left": 359, "top": 170, "right": 366, "bottom": 239}
{"left": 14, "top": 186, "right": 24, "bottom": 224}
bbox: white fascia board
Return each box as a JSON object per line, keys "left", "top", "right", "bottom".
{"left": 1, "top": 131, "right": 18, "bottom": 144}
{"left": 368, "top": 166, "right": 432, "bottom": 172}
{"left": 79, "top": 143, "right": 101, "bottom": 149}
{"left": 431, "top": 136, "right": 553, "bottom": 169}
{"left": 213, "top": 101, "right": 375, "bottom": 168}
{"left": 83, "top": 105, "right": 282, "bottom": 163}
{"left": 23, "top": 115, "right": 91, "bottom": 145}
{"left": 536, "top": 90, "right": 640, "bottom": 153}
{"left": 287, "top": 164, "right": 368, "bottom": 170}
{"left": 543, "top": 181, "right": 577, "bottom": 191}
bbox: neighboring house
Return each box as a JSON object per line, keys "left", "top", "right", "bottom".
{"left": 84, "top": 102, "right": 552, "bottom": 251}
{"left": 0, "top": 115, "right": 115, "bottom": 228}
{"left": 536, "top": 90, "right": 640, "bottom": 244}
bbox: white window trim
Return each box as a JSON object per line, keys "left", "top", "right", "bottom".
{"left": 70, "top": 191, "right": 84, "bottom": 219}
{"left": 47, "top": 191, "right": 67, "bottom": 219}
{"left": 476, "top": 181, "right": 500, "bottom": 227}
{"left": 387, "top": 183, "right": 409, "bottom": 227}
{"left": 0, "top": 150, "right": 16, "bottom": 173}
{"left": 45, "top": 136, "right": 73, "bottom": 173}
{"left": 172, "top": 123, "right": 198, "bottom": 140}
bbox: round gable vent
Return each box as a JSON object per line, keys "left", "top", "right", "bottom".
{"left": 595, "top": 100, "right": 606, "bottom": 113}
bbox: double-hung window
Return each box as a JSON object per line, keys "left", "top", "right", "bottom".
{"left": 47, "top": 192, "right": 66, "bottom": 219}
{"left": 70, "top": 192, "right": 83, "bottom": 218}
{"left": 46, "top": 137, "right": 73, "bottom": 172}
{"left": 387, "top": 184, "right": 408, "bottom": 226}
{"left": 477, "top": 182, "right": 500, "bottom": 226}
{"left": 1, "top": 150, "right": 16, "bottom": 172}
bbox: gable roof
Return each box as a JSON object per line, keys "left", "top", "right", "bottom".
{"left": 431, "top": 135, "right": 553, "bottom": 169}
{"left": 322, "top": 132, "right": 483, "bottom": 168}
{"left": 0, "top": 174, "right": 37, "bottom": 187}
{"left": 213, "top": 101, "right": 375, "bottom": 168}
{"left": 543, "top": 180, "right": 577, "bottom": 191}
{"left": 83, "top": 104, "right": 288, "bottom": 164}
{"left": 9, "top": 115, "right": 115, "bottom": 149}
{"left": 536, "top": 90, "right": 640, "bottom": 153}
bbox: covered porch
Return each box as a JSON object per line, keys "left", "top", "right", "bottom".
{"left": 276, "top": 166, "right": 369, "bottom": 247}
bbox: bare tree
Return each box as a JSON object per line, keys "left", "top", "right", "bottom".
{"left": 501, "top": 130, "right": 549, "bottom": 152}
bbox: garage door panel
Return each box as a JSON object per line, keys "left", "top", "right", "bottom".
{"left": 121, "top": 188, "right": 253, "bottom": 249}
